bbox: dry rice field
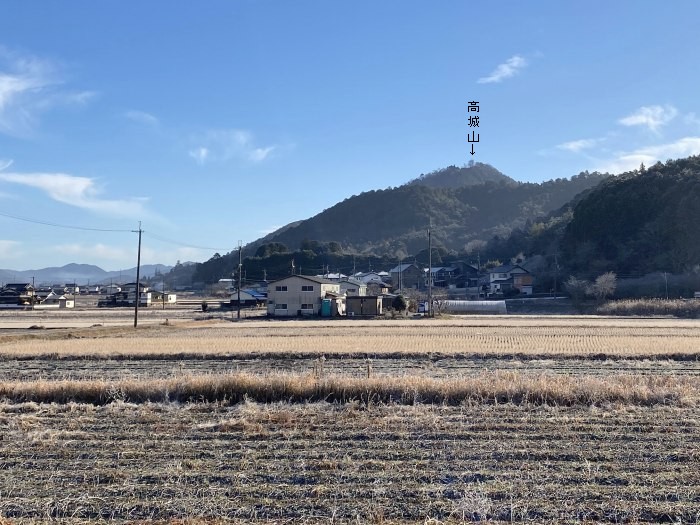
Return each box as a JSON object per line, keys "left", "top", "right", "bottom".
{"left": 0, "top": 316, "right": 699, "bottom": 523}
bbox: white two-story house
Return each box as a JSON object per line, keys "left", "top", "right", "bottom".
{"left": 267, "top": 275, "right": 341, "bottom": 317}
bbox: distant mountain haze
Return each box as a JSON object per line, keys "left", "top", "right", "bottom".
{"left": 0, "top": 263, "right": 172, "bottom": 285}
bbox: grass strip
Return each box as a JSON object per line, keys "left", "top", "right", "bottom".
{"left": 0, "top": 371, "right": 696, "bottom": 407}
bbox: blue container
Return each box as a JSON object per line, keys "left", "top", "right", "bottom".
{"left": 321, "top": 299, "right": 332, "bottom": 317}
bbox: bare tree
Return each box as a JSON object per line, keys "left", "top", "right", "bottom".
{"left": 591, "top": 272, "right": 617, "bottom": 302}
{"left": 565, "top": 276, "right": 590, "bottom": 306}
{"left": 432, "top": 290, "right": 449, "bottom": 315}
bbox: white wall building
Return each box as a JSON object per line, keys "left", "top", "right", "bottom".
{"left": 267, "top": 275, "right": 341, "bottom": 317}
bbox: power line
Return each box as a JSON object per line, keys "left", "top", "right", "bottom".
{"left": 0, "top": 210, "right": 132, "bottom": 232}
{"left": 143, "top": 231, "right": 231, "bottom": 252}
{"left": 0, "top": 209, "right": 234, "bottom": 251}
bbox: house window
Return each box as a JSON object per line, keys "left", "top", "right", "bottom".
{"left": 499, "top": 273, "right": 508, "bottom": 278}
{"left": 301, "top": 303, "right": 314, "bottom": 310}
{"left": 301, "top": 285, "right": 314, "bottom": 292}
{"left": 275, "top": 303, "right": 288, "bottom": 310}
{"left": 275, "top": 285, "right": 288, "bottom": 292}
{"left": 347, "top": 288, "right": 356, "bottom": 293}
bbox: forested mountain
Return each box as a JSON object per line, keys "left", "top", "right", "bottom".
{"left": 478, "top": 156, "right": 700, "bottom": 282}
{"left": 251, "top": 166, "right": 609, "bottom": 257}
{"left": 168, "top": 156, "right": 700, "bottom": 288}
{"left": 407, "top": 162, "right": 516, "bottom": 189}
{"left": 183, "top": 163, "right": 609, "bottom": 284}
{"left": 561, "top": 157, "right": 700, "bottom": 276}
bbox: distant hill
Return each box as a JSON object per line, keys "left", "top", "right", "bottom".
{"left": 248, "top": 165, "right": 609, "bottom": 256}
{"left": 0, "top": 263, "right": 172, "bottom": 286}
{"left": 407, "top": 162, "right": 516, "bottom": 189}
{"left": 178, "top": 163, "right": 610, "bottom": 285}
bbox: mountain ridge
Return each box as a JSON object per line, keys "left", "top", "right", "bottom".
{"left": 246, "top": 163, "right": 609, "bottom": 257}
{"left": 0, "top": 263, "right": 173, "bottom": 285}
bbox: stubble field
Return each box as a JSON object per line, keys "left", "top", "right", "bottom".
{"left": 0, "top": 316, "right": 699, "bottom": 523}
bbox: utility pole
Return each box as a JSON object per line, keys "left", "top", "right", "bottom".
{"left": 237, "top": 240, "right": 242, "bottom": 320}
{"left": 428, "top": 223, "right": 433, "bottom": 318}
{"left": 230, "top": 270, "right": 236, "bottom": 320}
{"left": 133, "top": 222, "right": 142, "bottom": 328}
{"left": 553, "top": 253, "right": 559, "bottom": 298}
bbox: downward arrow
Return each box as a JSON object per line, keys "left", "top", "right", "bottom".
{"left": 470, "top": 144, "right": 475, "bottom": 155}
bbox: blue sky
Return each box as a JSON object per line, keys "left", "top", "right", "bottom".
{"left": 1, "top": 1, "right": 699, "bottom": 270}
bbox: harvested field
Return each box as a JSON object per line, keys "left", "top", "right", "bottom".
{"left": 1, "top": 401, "right": 699, "bottom": 522}
{"left": 6, "top": 355, "right": 700, "bottom": 383}
{"left": 0, "top": 317, "right": 699, "bottom": 361}
{"left": 0, "top": 316, "right": 699, "bottom": 522}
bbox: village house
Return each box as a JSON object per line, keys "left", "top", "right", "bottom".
{"left": 230, "top": 289, "right": 266, "bottom": 308}
{"left": 390, "top": 263, "right": 423, "bottom": 291}
{"left": 267, "top": 275, "right": 342, "bottom": 317}
{"left": 33, "top": 291, "right": 75, "bottom": 309}
{"left": 354, "top": 271, "right": 390, "bottom": 284}
{"left": 489, "top": 264, "right": 533, "bottom": 295}
{"left": 426, "top": 266, "right": 460, "bottom": 288}
{"left": 317, "top": 272, "right": 347, "bottom": 282}
{"left": 0, "top": 283, "right": 35, "bottom": 307}
{"left": 100, "top": 284, "right": 121, "bottom": 295}
{"left": 118, "top": 282, "right": 152, "bottom": 306}
{"left": 151, "top": 290, "right": 178, "bottom": 306}
{"left": 366, "top": 281, "right": 391, "bottom": 295}
{"left": 338, "top": 277, "right": 367, "bottom": 297}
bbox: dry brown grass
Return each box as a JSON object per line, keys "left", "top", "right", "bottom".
{"left": 1, "top": 370, "right": 697, "bottom": 407}
{"left": 0, "top": 317, "right": 699, "bottom": 361}
{"left": 598, "top": 298, "right": 700, "bottom": 318}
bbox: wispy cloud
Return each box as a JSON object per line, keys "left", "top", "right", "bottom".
{"left": 684, "top": 112, "right": 700, "bottom": 128}
{"left": 556, "top": 138, "right": 603, "bottom": 153}
{"left": 0, "top": 158, "right": 13, "bottom": 171}
{"left": 189, "top": 129, "right": 276, "bottom": 164}
{"left": 0, "top": 239, "right": 20, "bottom": 258}
{"left": 0, "top": 48, "right": 94, "bottom": 137}
{"left": 249, "top": 146, "right": 275, "bottom": 162}
{"left": 0, "top": 172, "right": 151, "bottom": 219}
{"left": 618, "top": 105, "right": 678, "bottom": 133}
{"left": 54, "top": 242, "right": 130, "bottom": 262}
{"left": 35, "top": 90, "right": 97, "bottom": 111}
{"left": 124, "top": 109, "right": 159, "bottom": 127}
{"left": 477, "top": 55, "right": 528, "bottom": 84}
{"left": 595, "top": 136, "right": 700, "bottom": 174}
{"left": 188, "top": 147, "right": 209, "bottom": 164}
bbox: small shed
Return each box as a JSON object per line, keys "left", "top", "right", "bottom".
{"left": 346, "top": 296, "right": 383, "bottom": 317}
